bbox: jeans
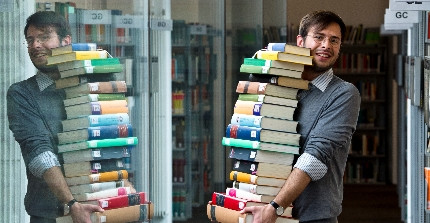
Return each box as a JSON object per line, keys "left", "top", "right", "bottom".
{"left": 30, "top": 216, "right": 56, "bottom": 223}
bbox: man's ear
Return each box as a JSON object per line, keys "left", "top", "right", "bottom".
{"left": 61, "top": 35, "right": 72, "bottom": 46}
{"left": 297, "top": 35, "right": 304, "bottom": 47}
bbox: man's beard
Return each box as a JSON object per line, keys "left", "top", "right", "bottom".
{"left": 34, "top": 63, "right": 58, "bottom": 73}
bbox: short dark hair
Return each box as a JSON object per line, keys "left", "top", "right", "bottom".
{"left": 24, "top": 11, "right": 71, "bottom": 39}
{"left": 299, "top": 10, "right": 346, "bottom": 41}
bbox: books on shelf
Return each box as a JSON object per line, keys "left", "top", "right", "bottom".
{"left": 230, "top": 114, "right": 298, "bottom": 133}
{"left": 65, "top": 170, "right": 128, "bottom": 186}
{"left": 58, "top": 124, "right": 133, "bottom": 145}
{"left": 230, "top": 171, "right": 286, "bottom": 188}
{"left": 63, "top": 81, "right": 127, "bottom": 99}
{"left": 62, "top": 113, "right": 130, "bottom": 132}
{"left": 63, "top": 158, "right": 125, "bottom": 177}
{"left": 47, "top": 50, "right": 108, "bottom": 65}
{"left": 236, "top": 81, "right": 299, "bottom": 100}
{"left": 225, "top": 124, "right": 300, "bottom": 145}
{"left": 64, "top": 100, "right": 128, "bottom": 119}
{"left": 229, "top": 147, "right": 295, "bottom": 166}
{"left": 58, "top": 137, "right": 138, "bottom": 153}
{"left": 232, "top": 159, "right": 292, "bottom": 179}
{"left": 267, "top": 43, "right": 311, "bottom": 57}
{"left": 51, "top": 43, "right": 97, "bottom": 56}
{"left": 63, "top": 93, "right": 126, "bottom": 107}
{"left": 57, "top": 58, "right": 120, "bottom": 71}
{"left": 256, "top": 50, "right": 313, "bottom": 66}
{"left": 234, "top": 100, "right": 296, "bottom": 121}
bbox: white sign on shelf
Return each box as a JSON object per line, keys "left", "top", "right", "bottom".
{"left": 390, "top": 0, "right": 430, "bottom": 10}
{"left": 80, "top": 10, "right": 112, "bottom": 24}
{"left": 384, "top": 9, "right": 419, "bottom": 24}
{"left": 113, "top": 15, "right": 145, "bottom": 28}
{"left": 189, "top": 24, "right": 207, "bottom": 35}
{"left": 150, "top": 19, "right": 173, "bottom": 31}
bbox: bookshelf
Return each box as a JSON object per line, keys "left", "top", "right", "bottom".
{"left": 334, "top": 42, "right": 390, "bottom": 184}
{"left": 171, "top": 21, "right": 217, "bottom": 221}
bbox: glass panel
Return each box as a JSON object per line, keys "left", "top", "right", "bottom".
{"left": 171, "top": 1, "right": 225, "bottom": 221}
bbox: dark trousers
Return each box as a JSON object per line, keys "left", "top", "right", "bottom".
{"left": 30, "top": 216, "right": 56, "bottom": 223}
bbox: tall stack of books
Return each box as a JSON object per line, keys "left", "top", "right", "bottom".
{"left": 207, "top": 43, "right": 313, "bottom": 223}
{"left": 49, "top": 43, "right": 153, "bottom": 223}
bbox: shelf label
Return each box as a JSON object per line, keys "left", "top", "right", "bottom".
{"left": 150, "top": 19, "right": 173, "bottom": 31}
{"left": 190, "top": 24, "right": 207, "bottom": 35}
{"left": 80, "top": 10, "right": 112, "bottom": 24}
{"left": 389, "top": 0, "right": 430, "bottom": 10}
{"left": 384, "top": 9, "right": 419, "bottom": 24}
{"left": 113, "top": 15, "right": 144, "bottom": 28}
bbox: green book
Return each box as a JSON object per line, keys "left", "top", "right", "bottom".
{"left": 58, "top": 137, "right": 138, "bottom": 153}
{"left": 59, "top": 64, "right": 124, "bottom": 79}
{"left": 63, "top": 93, "right": 126, "bottom": 107}
{"left": 57, "top": 58, "right": 120, "bottom": 71}
{"left": 239, "top": 64, "right": 302, "bottom": 79}
{"left": 243, "top": 58, "right": 304, "bottom": 72}
{"left": 222, "top": 137, "right": 299, "bottom": 155}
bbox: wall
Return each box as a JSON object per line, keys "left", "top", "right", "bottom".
{"left": 287, "top": 0, "right": 389, "bottom": 28}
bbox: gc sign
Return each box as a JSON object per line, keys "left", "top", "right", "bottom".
{"left": 384, "top": 9, "right": 419, "bottom": 24}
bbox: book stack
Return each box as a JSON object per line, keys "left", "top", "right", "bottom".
{"left": 207, "top": 43, "right": 313, "bottom": 223}
{"left": 50, "top": 43, "right": 153, "bottom": 222}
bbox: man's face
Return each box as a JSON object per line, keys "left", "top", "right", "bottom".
{"left": 298, "top": 22, "right": 342, "bottom": 73}
{"left": 25, "top": 25, "right": 61, "bottom": 72}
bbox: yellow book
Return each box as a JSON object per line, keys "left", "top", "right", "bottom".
{"left": 256, "top": 50, "right": 313, "bottom": 66}
{"left": 47, "top": 50, "right": 108, "bottom": 65}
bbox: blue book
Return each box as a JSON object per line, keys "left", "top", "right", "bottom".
{"left": 52, "top": 43, "right": 97, "bottom": 56}
{"left": 228, "top": 147, "right": 294, "bottom": 166}
{"left": 58, "top": 124, "right": 133, "bottom": 145}
{"left": 62, "top": 146, "right": 131, "bottom": 164}
{"left": 62, "top": 113, "right": 130, "bottom": 132}
{"left": 230, "top": 114, "right": 298, "bottom": 133}
{"left": 225, "top": 124, "right": 261, "bottom": 141}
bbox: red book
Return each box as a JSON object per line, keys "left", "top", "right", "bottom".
{"left": 97, "top": 192, "right": 147, "bottom": 210}
{"left": 211, "top": 192, "right": 248, "bottom": 211}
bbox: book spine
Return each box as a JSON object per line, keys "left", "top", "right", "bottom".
{"left": 98, "top": 192, "right": 147, "bottom": 210}
{"left": 267, "top": 43, "right": 286, "bottom": 51}
{"left": 234, "top": 101, "right": 263, "bottom": 116}
{"left": 236, "top": 81, "right": 267, "bottom": 94}
{"left": 229, "top": 171, "right": 257, "bottom": 184}
{"left": 88, "top": 124, "right": 133, "bottom": 140}
{"left": 91, "top": 203, "right": 154, "bottom": 222}
{"left": 237, "top": 94, "right": 264, "bottom": 102}
{"left": 256, "top": 51, "right": 279, "bottom": 61}
{"left": 233, "top": 181, "right": 257, "bottom": 194}
{"left": 240, "top": 64, "right": 263, "bottom": 74}
{"left": 88, "top": 113, "right": 130, "bottom": 127}
{"left": 211, "top": 192, "right": 247, "bottom": 211}
{"left": 226, "top": 124, "right": 261, "bottom": 141}
{"left": 75, "top": 186, "right": 131, "bottom": 201}
{"left": 228, "top": 147, "right": 257, "bottom": 162}
{"left": 75, "top": 50, "right": 108, "bottom": 60}
{"left": 232, "top": 159, "right": 258, "bottom": 175}
{"left": 230, "top": 114, "right": 262, "bottom": 128}
{"left": 90, "top": 57, "right": 120, "bottom": 66}
{"left": 69, "top": 180, "right": 124, "bottom": 194}
{"left": 91, "top": 64, "right": 124, "bottom": 73}
{"left": 88, "top": 137, "right": 138, "bottom": 148}
{"left": 226, "top": 188, "right": 262, "bottom": 202}
{"left": 222, "top": 137, "right": 259, "bottom": 150}
{"left": 72, "top": 43, "right": 97, "bottom": 51}
{"left": 206, "top": 203, "right": 246, "bottom": 223}
{"left": 243, "top": 58, "right": 267, "bottom": 66}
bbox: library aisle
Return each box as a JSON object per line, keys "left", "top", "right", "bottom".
{"left": 181, "top": 184, "right": 402, "bottom": 222}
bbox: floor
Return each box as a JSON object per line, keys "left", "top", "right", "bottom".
{"left": 178, "top": 184, "right": 403, "bottom": 223}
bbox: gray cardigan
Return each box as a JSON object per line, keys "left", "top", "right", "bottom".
{"left": 7, "top": 75, "right": 66, "bottom": 218}
{"left": 292, "top": 75, "right": 361, "bottom": 221}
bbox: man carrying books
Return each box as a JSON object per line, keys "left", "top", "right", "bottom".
{"left": 6, "top": 11, "right": 105, "bottom": 223}
{"left": 241, "top": 10, "right": 361, "bottom": 223}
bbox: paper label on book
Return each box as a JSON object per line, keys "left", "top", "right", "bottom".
{"left": 91, "top": 129, "right": 101, "bottom": 137}
{"left": 261, "top": 66, "right": 270, "bottom": 73}
{"left": 83, "top": 60, "right": 92, "bottom": 67}
{"left": 117, "top": 160, "right": 124, "bottom": 167}
{"left": 88, "top": 94, "right": 98, "bottom": 101}
{"left": 254, "top": 116, "right": 262, "bottom": 126}
{"left": 93, "top": 162, "right": 102, "bottom": 170}
{"left": 99, "top": 216, "right": 106, "bottom": 222}
{"left": 265, "top": 60, "right": 271, "bottom": 67}
{"left": 88, "top": 141, "right": 98, "bottom": 147}
{"left": 257, "top": 95, "right": 265, "bottom": 102}
{"left": 238, "top": 201, "right": 245, "bottom": 210}
{"left": 90, "top": 174, "right": 100, "bottom": 182}
{"left": 91, "top": 103, "right": 101, "bottom": 114}
{"left": 252, "top": 104, "right": 262, "bottom": 116}
{"left": 258, "top": 83, "right": 266, "bottom": 92}
{"left": 100, "top": 200, "right": 108, "bottom": 208}
{"left": 89, "top": 116, "right": 99, "bottom": 124}
{"left": 84, "top": 66, "right": 94, "bottom": 73}
{"left": 92, "top": 150, "right": 101, "bottom": 157}
{"left": 252, "top": 141, "right": 259, "bottom": 149}
{"left": 224, "top": 138, "right": 231, "bottom": 145}
{"left": 127, "top": 138, "right": 135, "bottom": 144}
{"left": 250, "top": 175, "right": 258, "bottom": 184}
{"left": 249, "top": 151, "right": 256, "bottom": 159}
{"left": 88, "top": 83, "right": 99, "bottom": 92}
{"left": 250, "top": 130, "right": 257, "bottom": 138}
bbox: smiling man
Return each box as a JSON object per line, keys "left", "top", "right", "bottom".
{"left": 7, "top": 11, "right": 104, "bottom": 223}
{"left": 241, "top": 10, "right": 361, "bottom": 223}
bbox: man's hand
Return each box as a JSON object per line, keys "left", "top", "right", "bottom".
{"left": 240, "top": 204, "right": 277, "bottom": 223}
{"left": 70, "top": 202, "right": 104, "bottom": 223}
